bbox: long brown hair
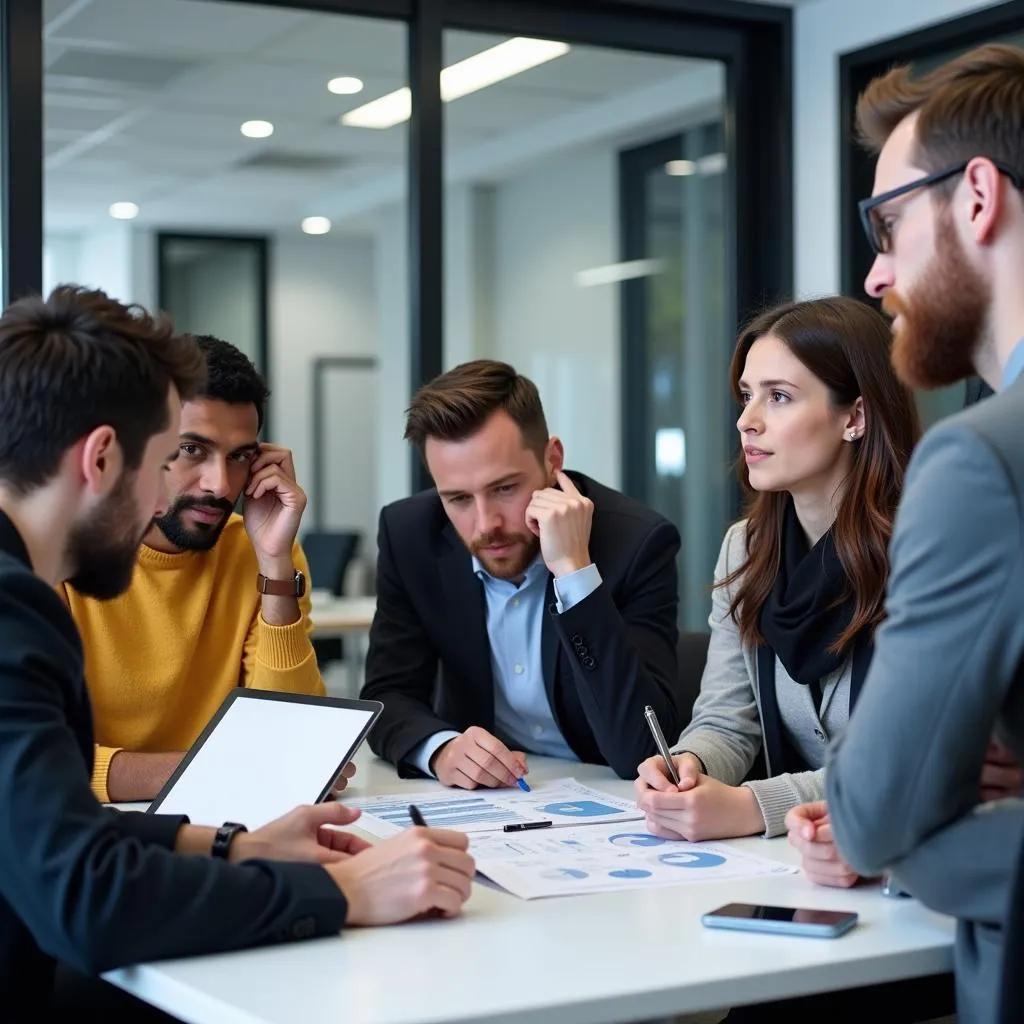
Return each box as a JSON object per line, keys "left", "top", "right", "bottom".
{"left": 720, "top": 297, "right": 921, "bottom": 652}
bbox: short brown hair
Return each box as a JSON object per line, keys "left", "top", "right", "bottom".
{"left": 0, "top": 285, "right": 205, "bottom": 494}
{"left": 857, "top": 43, "right": 1024, "bottom": 193}
{"left": 404, "top": 359, "right": 548, "bottom": 458}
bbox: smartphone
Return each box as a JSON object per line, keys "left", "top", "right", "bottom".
{"left": 702, "top": 902, "right": 858, "bottom": 938}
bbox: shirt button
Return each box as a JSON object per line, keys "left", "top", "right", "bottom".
{"left": 814, "top": 728, "right": 825, "bottom": 741}
{"left": 514, "top": 663, "right": 524, "bottom": 675}
{"left": 511, "top": 597, "right": 520, "bottom": 608}
{"left": 532, "top": 725, "right": 544, "bottom": 737}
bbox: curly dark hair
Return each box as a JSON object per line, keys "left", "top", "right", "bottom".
{"left": 194, "top": 335, "right": 269, "bottom": 430}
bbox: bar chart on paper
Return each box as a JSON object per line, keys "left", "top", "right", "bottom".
{"left": 345, "top": 778, "right": 644, "bottom": 837}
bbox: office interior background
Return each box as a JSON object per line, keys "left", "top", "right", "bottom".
{"left": 0, "top": 0, "right": 1018, "bottom": 631}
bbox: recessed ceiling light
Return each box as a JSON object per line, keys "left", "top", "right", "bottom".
{"left": 342, "top": 37, "right": 570, "bottom": 130}
{"left": 109, "top": 201, "right": 139, "bottom": 220}
{"left": 665, "top": 160, "right": 696, "bottom": 176}
{"left": 301, "top": 216, "right": 332, "bottom": 235}
{"left": 241, "top": 120, "right": 274, "bottom": 139}
{"left": 328, "top": 76, "right": 364, "bottom": 95}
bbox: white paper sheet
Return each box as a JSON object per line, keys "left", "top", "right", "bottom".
{"left": 469, "top": 822, "right": 797, "bottom": 899}
{"left": 345, "top": 778, "right": 644, "bottom": 837}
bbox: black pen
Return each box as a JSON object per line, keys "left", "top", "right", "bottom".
{"left": 503, "top": 820, "right": 552, "bottom": 832}
{"left": 408, "top": 804, "right": 427, "bottom": 827}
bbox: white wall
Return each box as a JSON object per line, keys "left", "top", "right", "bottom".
{"left": 492, "top": 144, "right": 620, "bottom": 487}
{"left": 794, "top": 0, "right": 997, "bottom": 298}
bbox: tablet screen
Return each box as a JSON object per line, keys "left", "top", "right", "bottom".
{"left": 147, "top": 691, "right": 381, "bottom": 828}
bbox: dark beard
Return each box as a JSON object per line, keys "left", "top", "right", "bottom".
{"left": 152, "top": 494, "right": 234, "bottom": 551}
{"left": 469, "top": 529, "right": 540, "bottom": 580}
{"left": 884, "top": 208, "right": 989, "bottom": 390}
{"left": 66, "top": 471, "right": 147, "bottom": 601}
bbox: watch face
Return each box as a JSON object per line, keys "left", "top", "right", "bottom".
{"left": 294, "top": 570, "right": 306, "bottom": 596}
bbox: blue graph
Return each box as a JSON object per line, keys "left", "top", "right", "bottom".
{"left": 541, "top": 868, "right": 589, "bottom": 880}
{"left": 608, "top": 833, "right": 667, "bottom": 848}
{"left": 657, "top": 851, "right": 727, "bottom": 869}
{"left": 540, "top": 800, "right": 622, "bottom": 817}
{"left": 609, "top": 869, "right": 652, "bottom": 879}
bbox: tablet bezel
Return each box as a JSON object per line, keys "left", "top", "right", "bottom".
{"left": 145, "top": 689, "right": 383, "bottom": 816}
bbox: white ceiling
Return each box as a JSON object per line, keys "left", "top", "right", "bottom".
{"left": 44, "top": 0, "right": 724, "bottom": 236}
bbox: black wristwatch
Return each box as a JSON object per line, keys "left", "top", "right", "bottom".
{"left": 211, "top": 821, "right": 248, "bottom": 860}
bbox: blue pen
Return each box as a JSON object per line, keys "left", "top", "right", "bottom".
{"left": 516, "top": 777, "right": 531, "bottom": 792}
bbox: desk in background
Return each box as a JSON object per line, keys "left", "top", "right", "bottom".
{"left": 104, "top": 751, "right": 954, "bottom": 1024}
{"left": 309, "top": 592, "right": 376, "bottom": 696}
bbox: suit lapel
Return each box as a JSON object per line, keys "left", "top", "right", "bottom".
{"left": 541, "top": 576, "right": 560, "bottom": 711}
{"left": 440, "top": 523, "right": 495, "bottom": 727}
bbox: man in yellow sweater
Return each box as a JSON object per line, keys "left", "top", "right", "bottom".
{"left": 65, "top": 335, "right": 326, "bottom": 803}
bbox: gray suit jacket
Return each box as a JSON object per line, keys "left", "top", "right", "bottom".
{"left": 827, "top": 374, "right": 1024, "bottom": 1024}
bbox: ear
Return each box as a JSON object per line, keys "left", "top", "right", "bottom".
{"left": 844, "top": 397, "right": 866, "bottom": 441}
{"left": 963, "top": 157, "right": 1006, "bottom": 247}
{"left": 78, "top": 426, "right": 122, "bottom": 497}
{"left": 545, "top": 437, "right": 565, "bottom": 477}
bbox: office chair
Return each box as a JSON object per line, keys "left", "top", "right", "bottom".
{"left": 301, "top": 530, "right": 361, "bottom": 667}
{"left": 676, "top": 631, "right": 709, "bottom": 730}
{"left": 1000, "top": 818, "right": 1024, "bottom": 1023}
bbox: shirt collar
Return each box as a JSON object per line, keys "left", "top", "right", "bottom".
{"left": 472, "top": 551, "right": 546, "bottom": 586}
{"left": 1001, "top": 337, "right": 1024, "bottom": 390}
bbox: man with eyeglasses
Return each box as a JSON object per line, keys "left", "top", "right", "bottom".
{"left": 787, "top": 43, "right": 1024, "bottom": 1024}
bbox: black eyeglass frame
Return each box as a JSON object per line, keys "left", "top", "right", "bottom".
{"left": 858, "top": 158, "right": 1024, "bottom": 255}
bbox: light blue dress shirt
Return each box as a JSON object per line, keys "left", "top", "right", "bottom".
{"left": 408, "top": 556, "right": 603, "bottom": 777}
{"left": 1002, "top": 337, "right": 1024, "bottom": 390}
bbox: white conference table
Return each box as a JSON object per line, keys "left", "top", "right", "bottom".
{"left": 105, "top": 751, "right": 954, "bottom": 1024}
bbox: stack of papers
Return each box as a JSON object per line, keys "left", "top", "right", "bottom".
{"left": 346, "top": 779, "right": 795, "bottom": 899}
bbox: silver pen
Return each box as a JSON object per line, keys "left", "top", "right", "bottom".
{"left": 644, "top": 704, "right": 681, "bottom": 785}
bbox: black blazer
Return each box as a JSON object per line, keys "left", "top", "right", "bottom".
{"left": 0, "top": 513, "right": 346, "bottom": 1013}
{"left": 361, "top": 471, "right": 681, "bottom": 779}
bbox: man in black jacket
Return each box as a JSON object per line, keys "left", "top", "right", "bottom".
{"left": 362, "top": 359, "right": 681, "bottom": 785}
{"left": 0, "top": 286, "right": 474, "bottom": 1015}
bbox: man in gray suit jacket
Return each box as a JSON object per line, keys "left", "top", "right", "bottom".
{"left": 806, "top": 44, "right": 1024, "bottom": 1024}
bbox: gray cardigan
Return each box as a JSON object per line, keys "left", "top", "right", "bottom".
{"left": 673, "top": 521, "right": 853, "bottom": 837}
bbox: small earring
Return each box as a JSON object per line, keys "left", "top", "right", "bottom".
{"left": 847, "top": 430, "right": 858, "bottom": 441}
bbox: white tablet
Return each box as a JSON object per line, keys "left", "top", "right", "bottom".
{"left": 147, "top": 690, "right": 382, "bottom": 829}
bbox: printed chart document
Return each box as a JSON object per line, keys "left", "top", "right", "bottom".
{"left": 467, "top": 821, "right": 797, "bottom": 899}
{"left": 345, "top": 778, "right": 643, "bottom": 837}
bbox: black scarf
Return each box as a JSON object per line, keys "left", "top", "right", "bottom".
{"left": 756, "top": 498, "right": 873, "bottom": 776}
{"left": 758, "top": 497, "right": 856, "bottom": 687}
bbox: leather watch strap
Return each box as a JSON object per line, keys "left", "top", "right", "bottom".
{"left": 211, "top": 821, "right": 247, "bottom": 860}
{"left": 257, "top": 570, "right": 305, "bottom": 597}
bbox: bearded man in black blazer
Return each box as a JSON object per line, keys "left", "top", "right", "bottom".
{"left": 362, "top": 360, "right": 681, "bottom": 786}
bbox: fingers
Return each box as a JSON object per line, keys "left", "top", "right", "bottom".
{"left": 675, "top": 755, "right": 701, "bottom": 790}
{"left": 636, "top": 756, "right": 678, "bottom": 793}
{"left": 643, "top": 815, "right": 686, "bottom": 840}
{"left": 248, "top": 469, "right": 305, "bottom": 505}
{"left": 555, "top": 470, "right": 581, "bottom": 496}
{"left": 249, "top": 444, "right": 297, "bottom": 478}
{"left": 468, "top": 729, "right": 525, "bottom": 783}
{"left": 986, "top": 738, "right": 1017, "bottom": 764}
{"left": 981, "top": 763, "right": 1023, "bottom": 793}
{"left": 451, "top": 766, "right": 482, "bottom": 790}
{"left": 804, "top": 862, "right": 860, "bottom": 888}
{"left": 785, "top": 801, "right": 828, "bottom": 842}
{"left": 320, "top": 829, "right": 373, "bottom": 856}
{"left": 418, "top": 827, "right": 470, "bottom": 852}
{"left": 304, "top": 802, "right": 362, "bottom": 827}
{"left": 637, "top": 788, "right": 694, "bottom": 814}
{"left": 341, "top": 762, "right": 357, "bottom": 780}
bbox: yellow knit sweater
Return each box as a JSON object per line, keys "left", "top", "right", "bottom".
{"left": 63, "top": 515, "right": 324, "bottom": 801}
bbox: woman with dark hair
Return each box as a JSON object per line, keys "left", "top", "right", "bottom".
{"left": 635, "top": 296, "right": 921, "bottom": 845}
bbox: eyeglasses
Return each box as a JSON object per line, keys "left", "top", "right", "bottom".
{"left": 858, "top": 158, "right": 1024, "bottom": 256}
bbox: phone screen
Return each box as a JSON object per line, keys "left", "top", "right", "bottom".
{"left": 707, "top": 903, "right": 854, "bottom": 926}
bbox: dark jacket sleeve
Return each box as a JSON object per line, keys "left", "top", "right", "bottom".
{"left": 0, "top": 573, "right": 348, "bottom": 975}
{"left": 360, "top": 508, "right": 445, "bottom": 769}
{"left": 552, "top": 519, "right": 681, "bottom": 778}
